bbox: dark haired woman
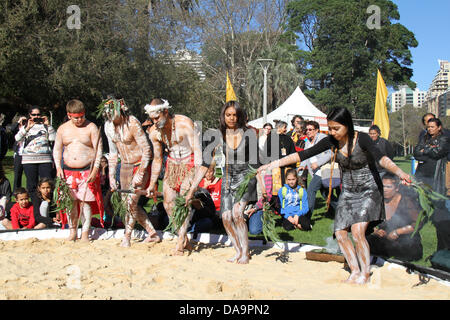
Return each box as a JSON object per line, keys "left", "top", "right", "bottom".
{"left": 414, "top": 117, "right": 450, "bottom": 251}
{"left": 185, "top": 101, "right": 261, "bottom": 264}
{"left": 258, "top": 107, "right": 411, "bottom": 284}
{"left": 367, "top": 173, "right": 423, "bottom": 261}
{"left": 368, "top": 124, "right": 394, "bottom": 177}
{"left": 15, "top": 106, "right": 56, "bottom": 198}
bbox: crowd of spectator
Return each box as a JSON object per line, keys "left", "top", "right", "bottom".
{"left": 0, "top": 107, "right": 448, "bottom": 266}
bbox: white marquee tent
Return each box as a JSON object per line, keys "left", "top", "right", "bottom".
{"left": 248, "top": 86, "right": 328, "bottom": 131}
{"left": 248, "top": 86, "right": 369, "bottom": 133}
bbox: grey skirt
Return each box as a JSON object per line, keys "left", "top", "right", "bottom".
{"left": 334, "top": 166, "right": 384, "bottom": 232}
{"left": 220, "top": 164, "right": 257, "bottom": 213}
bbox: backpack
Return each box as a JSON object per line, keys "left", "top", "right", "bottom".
{"left": 281, "top": 185, "right": 305, "bottom": 212}
{"left": 0, "top": 127, "right": 8, "bottom": 160}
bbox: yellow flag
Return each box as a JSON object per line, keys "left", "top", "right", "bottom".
{"left": 374, "top": 69, "right": 390, "bottom": 139}
{"left": 226, "top": 72, "right": 237, "bottom": 102}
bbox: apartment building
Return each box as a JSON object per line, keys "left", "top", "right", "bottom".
{"left": 390, "top": 85, "right": 426, "bottom": 112}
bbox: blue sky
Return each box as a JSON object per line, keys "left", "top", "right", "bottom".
{"left": 392, "top": 0, "right": 450, "bottom": 92}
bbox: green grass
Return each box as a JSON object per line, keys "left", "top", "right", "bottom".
{"left": 2, "top": 152, "right": 437, "bottom": 267}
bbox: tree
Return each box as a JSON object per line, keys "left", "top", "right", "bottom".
{"left": 389, "top": 105, "right": 427, "bottom": 156}
{"left": 0, "top": 0, "right": 215, "bottom": 125}
{"left": 245, "top": 43, "right": 304, "bottom": 119}
{"left": 286, "top": 0, "right": 418, "bottom": 119}
{"left": 195, "top": 0, "right": 291, "bottom": 116}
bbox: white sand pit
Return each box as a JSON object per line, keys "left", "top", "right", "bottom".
{"left": 0, "top": 229, "right": 449, "bottom": 300}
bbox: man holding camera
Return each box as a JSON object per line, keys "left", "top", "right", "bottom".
{"left": 15, "top": 106, "right": 56, "bottom": 198}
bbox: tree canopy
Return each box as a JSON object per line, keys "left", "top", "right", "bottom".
{"left": 0, "top": 0, "right": 420, "bottom": 128}
{"left": 286, "top": 0, "right": 418, "bottom": 118}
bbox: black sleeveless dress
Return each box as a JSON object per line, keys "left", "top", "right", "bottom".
{"left": 298, "top": 132, "right": 385, "bottom": 232}
{"left": 202, "top": 128, "right": 260, "bottom": 214}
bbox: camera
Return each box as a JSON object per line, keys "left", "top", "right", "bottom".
{"left": 33, "top": 117, "right": 44, "bottom": 124}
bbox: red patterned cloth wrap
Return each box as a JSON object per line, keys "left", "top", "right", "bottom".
{"left": 132, "top": 162, "right": 152, "bottom": 190}
{"left": 164, "top": 153, "right": 195, "bottom": 193}
{"left": 59, "top": 168, "right": 104, "bottom": 228}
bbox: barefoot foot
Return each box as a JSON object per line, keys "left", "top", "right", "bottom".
{"left": 66, "top": 229, "right": 77, "bottom": 242}
{"left": 171, "top": 248, "right": 185, "bottom": 256}
{"left": 237, "top": 254, "right": 250, "bottom": 264}
{"left": 120, "top": 237, "right": 131, "bottom": 247}
{"left": 342, "top": 272, "right": 361, "bottom": 284}
{"left": 80, "top": 231, "right": 90, "bottom": 242}
{"left": 354, "top": 273, "right": 370, "bottom": 285}
{"left": 143, "top": 233, "right": 161, "bottom": 243}
{"left": 227, "top": 252, "right": 240, "bottom": 263}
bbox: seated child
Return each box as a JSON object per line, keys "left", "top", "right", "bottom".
{"left": 3, "top": 187, "right": 47, "bottom": 230}
{"left": 198, "top": 165, "right": 222, "bottom": 214}
{"left": 32, "top": 178, "right": 59, "bottom": 228}
{"left": 277, "top": 168, "right": 311, "bottom": 231}
{"left": 0, "top": 169, "right": 12, "bottom": 226}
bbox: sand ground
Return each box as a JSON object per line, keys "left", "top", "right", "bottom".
{"left": 0, "top": 237, "right": 449, "bottom": 300}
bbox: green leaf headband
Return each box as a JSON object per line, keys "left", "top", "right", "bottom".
{"left": 96, "top": 98, "right": 128, "bottom": 120}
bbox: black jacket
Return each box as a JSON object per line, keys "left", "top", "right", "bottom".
{"left": 414, "top": 133, "right": 449, "bottom": 195}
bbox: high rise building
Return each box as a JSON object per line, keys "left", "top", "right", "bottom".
{"left": 171, "top": 49, "right": 206, "bottom": 81}
{"left": 389, "top": 85, "right": 426, "bottom": 112}
{"left": 424, "top": 60, "right": 450, "bottom": 115}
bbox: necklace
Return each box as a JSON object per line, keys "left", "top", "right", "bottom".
{"left": 161, "top": 117, "right": 182, "bottom": 161}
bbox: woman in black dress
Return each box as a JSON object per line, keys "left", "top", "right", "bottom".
{"left": 185, "top": 101, "right": 260, "bottom": 264}
{"left": 258, "top": 107, "right": 411, "bottom": 284}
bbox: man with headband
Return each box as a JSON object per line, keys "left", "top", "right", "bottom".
{"left": 100, "top": 96, "right": 160, "bottom": 247}
{"left": 53, "top": 99, "right": 104, "bottom": 242}
{"left": 144, "top": 98, "right": 201, "bottom": 255}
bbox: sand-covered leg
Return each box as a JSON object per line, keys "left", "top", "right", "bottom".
{"left": 335, "top": 229, "right": 361, "bottom": 283}
{"left": 80, "top": 202, "right": 92, "bottom": 242}
{"left": 351, "top": 222, "right": 371, "bottom": 284}
{"left": 233, "top": 201, "right": 250, "bottom": 264}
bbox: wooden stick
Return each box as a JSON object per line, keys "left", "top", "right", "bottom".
{"left": 326, "top": 148, "right": 337, "bottom": 211}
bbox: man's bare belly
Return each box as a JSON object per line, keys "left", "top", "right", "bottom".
{"left": 63, "top": 142, "right": 95, "bottom": 169}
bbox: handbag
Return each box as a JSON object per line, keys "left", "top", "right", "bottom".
{"left": 321, "top": 149, "right": 341, "bottom": 190}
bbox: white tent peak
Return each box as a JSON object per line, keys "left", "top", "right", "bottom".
{"left": 248, "top": 86, "right": 328, "bottom": 131}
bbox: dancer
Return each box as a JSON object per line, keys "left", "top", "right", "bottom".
{"left": 258, "top": 107, "right": 411, "bottom": 283}
{"left": 53, "top": 99, "right": 104, "bottom": 241}
{"left": 144, "top": 98, "right": 201, "bottom": 255}
{"left": 100, "top": 97, "right": 160, "bottom": 247}
{"left": 185, "top": 101, "right": 261, "bottom": 264}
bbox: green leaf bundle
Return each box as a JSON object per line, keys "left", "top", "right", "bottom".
{"left": 262, "top": 202, "right": 283, "bottom": 247}
{"left": 164, "top": 196, "right": 191, "bottom": 234}
{"left": 95, "top": 99, "right": 110, "bottom": 119}
{"left": 52, "top": 177, "right": 74, "bottom": 215}
{"left": 235, "top": 165, "right": 257, "bottom": 202}
{"left": 410, "top": 178, "right": 449, "bottom": 237}
{"left": 96, "top": 98, "right": 122, "bottom": 119}
{"left": 110, "top": 191, "right": 128, "bottom": 223}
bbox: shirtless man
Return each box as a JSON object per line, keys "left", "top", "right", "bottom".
{"left": 53, "top": 99, "right": 104, "bottom": 242}
{"left": 100, "top": 97, "right": 160, "bottom": 247}
{"left": 144, "top": 98, "right": 201, "bottom": 255}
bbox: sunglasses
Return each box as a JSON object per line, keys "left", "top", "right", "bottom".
{"left": 30, "top": 113, "right": 41, "bottom": 116}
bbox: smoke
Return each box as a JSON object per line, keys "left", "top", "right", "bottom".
{"left": 324, "top": 236, "right": 340, "bottom": 254}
